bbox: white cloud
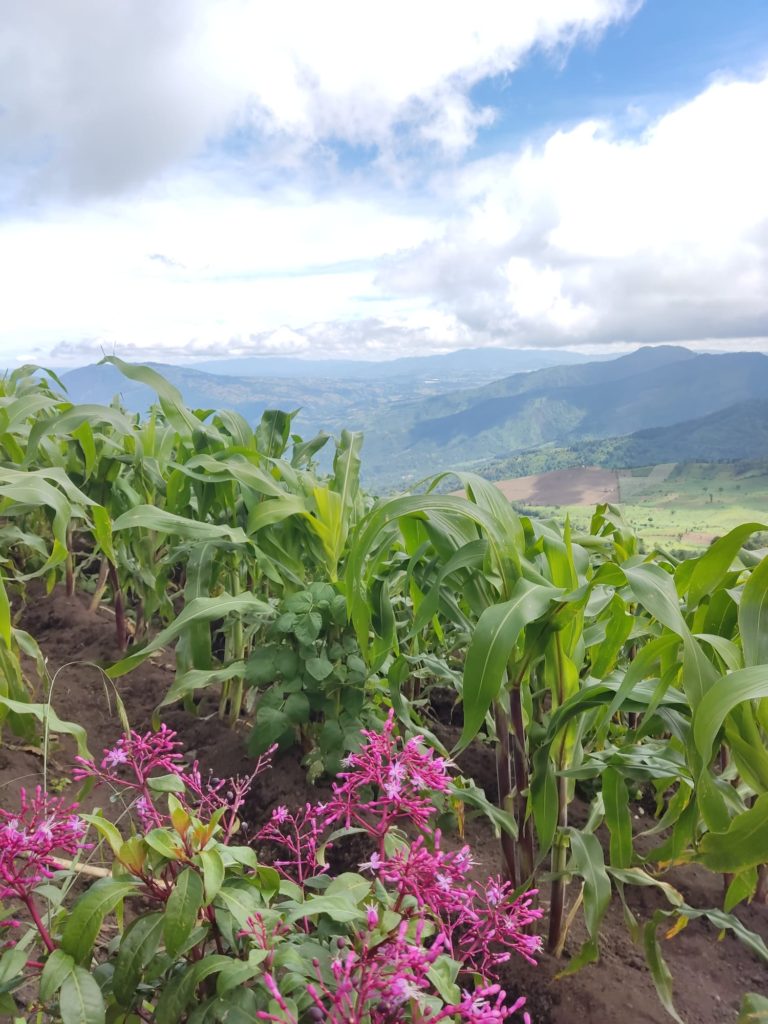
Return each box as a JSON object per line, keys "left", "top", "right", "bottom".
{"left": 0, "top": 0, "right": 637, "bottom": 197}
{"left": 380, "top": 72, "right": 768, "bottom": 347}
{"left": 2, "top": 4, "right": 767, "bottom": 367}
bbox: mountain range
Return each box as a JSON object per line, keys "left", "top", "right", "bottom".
{"left": 54, "top": 344, "right": 768, "bottom": 490}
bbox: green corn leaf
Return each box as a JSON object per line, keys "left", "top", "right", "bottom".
{"left": 602, "top": 767, "right": 633, "bottom": 868}
{"left": 0, "top": 697, "right": 91, "bottom": 757}
{"left": 458, "top": 580, "right": 558, "bottom": 751}
{"left": 112, "top": 506, "right": 250, "bottom": 545}
{"left": 107, "top": 594, "right": 271, "bottom": 678}
{"left": 693, "top": 666, "right": 768, "bottom": 763}
{"left": 698, "top": 793, "right": 768, "bottom": 872}
{"left": 687, "top": 522, "right": 766, "bottom": 607}
{"left": 642, "top": 917, "right": 684, "bottom": 1024}
{"left": 566, "top": 830, "right": 611, "bottom": 960}
{"left": 739, "top": 552, "right": 768, "bottom": 666}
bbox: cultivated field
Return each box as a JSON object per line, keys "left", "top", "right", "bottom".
{"left": 490, "top": 461, "right": 768, "bottom": 549}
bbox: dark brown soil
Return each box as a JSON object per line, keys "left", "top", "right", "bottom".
{"left": 2, "top": 588, "right": 766, "bottom": 1023}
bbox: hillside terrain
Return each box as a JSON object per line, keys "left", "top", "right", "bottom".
{"left": 55, "top": 346, "right": 768, "bottom": 495}
{"left": 361, "top": 347, "right": 768, "bottom": 486}
{"left": 487, "top": 460, "right": 768, "bottom": 551}
{"left": 478, "top": 400, "right": 768, "bottom": 481}
{"left": 58, "top": 348, "right": 593, "bottom": 444}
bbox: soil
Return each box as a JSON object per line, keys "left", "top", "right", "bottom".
{"left": 3, "top": 588, "right": 766, "bottom": 1023}
{"left": 488, "top": 468, "right": 620, "bottom": 507}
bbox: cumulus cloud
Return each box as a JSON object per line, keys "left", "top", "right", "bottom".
{"left": 0, "top": 0, "right": 637, "bottom": 198}
{"left": 379, "top": 73, "right": 768, "bottom": 347}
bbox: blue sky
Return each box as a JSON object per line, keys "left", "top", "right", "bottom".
{"left": 1, "top": 0, "right": 766, "bottom": 365}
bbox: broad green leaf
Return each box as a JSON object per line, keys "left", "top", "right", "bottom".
{"left": 739, "top": 552, "right": 768, "bottom": 666}
{"left": 563, "top": 830, "right": 611, "bottom": 969}
{"left": 197, "top": 848, "right": 226, "bottom": 905}
{"left": 687, "top": 522, "right": 766, "bottom": 607}
{"left": 0, "top": 697, "right": 91, "bottom": 757}
{"left": 458, "top": 580, "right": 558, "bottom": 751}
{"left": 693, "top": 666, "right": 768, "bottom": 762}
{"left": 157, "top": 662, "right": 247, "bottom": 709}
{"left": 107, "top": 594, "right": 271, "bottom": 678}
{"left": 164, "top": 868, "right": 204, "bottom": 957}
{"left": 698, "top": 793, "right": 768, "bottom": 872}
{"left": 602, "top": 767, "right": 633, "bottom": 868}
{"left": 112, "top": 505, "right": 250, "bottom": 545}
{"left": 739, "top": 993, "right": 768, "bottom": 1022}
{"left": 39, "top": 950, "right": 75, "bottom": 1001}
{"left": 643, "top": 918, "right": 684, "bottom": 1024}
{"left": 113, "top": 913, "right": 164, "bottom": 1007}
{"left": 59, "top": 966, "right": 105, "bottom": 1024}
{"left": 61, "top": 877, "right": 138, "bottom": 965}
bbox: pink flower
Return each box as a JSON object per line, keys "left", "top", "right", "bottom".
{"left": 0, "top": 788, "right": 88, "bottom": 902}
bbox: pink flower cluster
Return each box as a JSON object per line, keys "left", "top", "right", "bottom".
{"left": 73, "top": 725, "right": 274, "bottom": 840}
{"left": 256, "top": 916, "right": 532, "bottom": 1024}
{"left": 331, "top": 712, "right": 452, "bottom": 835}
{"left": 0, "top": 787, "right": 88, "bottom": 902}
{"left": 257, "top": 710, "right": 541, "bottom": 1021}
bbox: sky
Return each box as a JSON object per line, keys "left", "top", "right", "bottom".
{"left": 1, "top": 0, "right": 767, "bottom": 367}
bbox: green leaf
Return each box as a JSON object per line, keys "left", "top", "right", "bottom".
{"left": 698, "top": 793, "right": 768, "bottom": 872}
{"left": 107, "top": 594, "right": 271, "bottom": 678}
{"left": 40, "top": 950, "right": 75, "bottom": 1001}
{"left": 739, "top": 993, "right": 768, "bottom": 1022}
{"left": 80, "top": 813, "right": 124, "bottom": 858}
{"left": 0, "top": 948, "right": 27, "bottom": 992}
{"left": 693, "top": 666, "right": 768, "bottom": 763}
{"left": 643, "top": 918, "right": 684, "bottom": 1024}
{"left": 293, "top": 610, "right": 322, "bottom": 645}
{"left": 739, "top": 553, "right": 768, "bottom": 666}
{"left": 305, "top": 656, "right": 333, "bottom": 681}
{"left": 602, "top": 767, "right": 633, "bottom": 868}
{"left": 112, "top": 913, "right": 164, "bottom": 1007}
{"left": 0, "top": 696, "right": 91, "bottom": 758}
{"left": 164, "top": 868, "right": 204, "bottom": 958}
{"left": 564, "top": 830, "right": 611, "bottom": 967}
{"left": 458, "top": 580, "right": 558, "bottom": 751}
{"left": 158, "top": 662, "right": 247, "bottom": 709}
{"left": 112, "top": 506, "right": 250, "bottom": 546}
{"left": 61, "top": 877, "right": 138, "bottom": 965}
{"left": 59, "top": 965, "right": 106, "bottom": 1024}
{"left": 197, "top": 848, "right": 225, "bottom": 905}
{"left": 687, "top": 523, "right": 765, "bottom": 607}
{"left": 144, "top": 828, "right": 185, "bottom": 860}
{"left": 154, "top": 955, "right": 231, "bottom": 1024}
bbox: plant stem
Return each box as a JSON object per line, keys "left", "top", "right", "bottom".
{"left": 65, "top": 525, "right": 75, "bottom": 598}
{"left": 88, "top": 557, "right": 109, "bottom": 613}
{"left": 24, "top": 895, "right": 55, "bottom": 953}
{"left": 226, "top": 564, "right": 245, "bottom": 727}
{"left": 756, "top": 864, "right": 768, "bottom": 904}
{"left": 493, "top": 698, "right": 519, "bottom": 886}
{"left": 547, "top": 770, "right": 570, "bottom": 954}
{"left": 107, "top": 563, "right": 128, "bottom": 650}
{"left": 509, "top": 682, "right": 534, "bottom": 881}
{"left": 548, "top": 634, "right": 570, "bottom": 953}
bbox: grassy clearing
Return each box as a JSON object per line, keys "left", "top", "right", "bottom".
{"left": 522, "top": 460, "right": 768, "bottom": 550}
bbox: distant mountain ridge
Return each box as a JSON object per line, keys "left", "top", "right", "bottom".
{"left": 192, "top": 347, "right": 592, "bottom": 380}
{"left": 55, "top": 345, "right": 768, "bottom": 491}
{"left": 476, "top": 400, "right": 768, "bottom": 481}
{"left": 361, "top": 347, "right": 768, "bottom": 485}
